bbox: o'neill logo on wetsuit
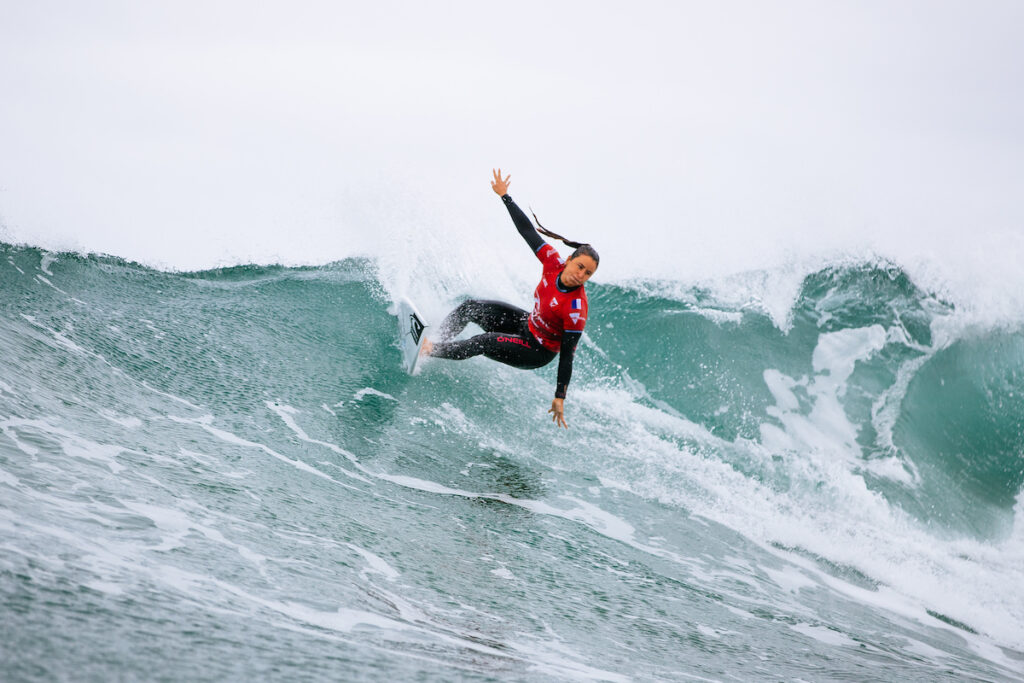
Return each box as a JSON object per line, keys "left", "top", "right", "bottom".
{"left": 497, "top": 336, "right": 530, "bottom": 347}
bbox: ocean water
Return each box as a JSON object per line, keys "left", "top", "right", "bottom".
{"left": 2, "top": 241, "right": 1023, "bottom": 681}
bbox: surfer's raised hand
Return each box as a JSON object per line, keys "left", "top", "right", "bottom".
{"left": 549, "top": 398, "right": 568, "bottom": 429}
{"left": 491, "top": 168, "right": 511, "bottom": 196}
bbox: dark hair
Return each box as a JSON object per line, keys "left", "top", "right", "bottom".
{"left": 569, "top": 244, "right": 600, "bottom": 266}
{"left": 530, "top": 209, "right": 600, "bottom": 267}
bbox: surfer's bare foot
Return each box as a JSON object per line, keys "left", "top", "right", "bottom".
{"left": 420, "top": 339, "right": 433, "bottom": 356}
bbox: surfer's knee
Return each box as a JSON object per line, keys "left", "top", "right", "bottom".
{"left": 455, "top": 299, "right": 491, "bottom": 325}
{"left": 458, "top": 298, "right": 486, "bottom": 313}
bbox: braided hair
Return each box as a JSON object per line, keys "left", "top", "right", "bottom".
{"left": 530, "top": 209, "right": 600, "bottom": 266}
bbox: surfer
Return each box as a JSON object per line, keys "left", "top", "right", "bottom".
{"left": 421, "top": 169, "right": 599, "bottom": 429}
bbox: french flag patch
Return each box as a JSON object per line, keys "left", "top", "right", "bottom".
{"left": 571, "top": 298, "right": 582, "bottom": 310}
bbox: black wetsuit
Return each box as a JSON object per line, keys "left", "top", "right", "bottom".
{"left": 429, "top": 195, "right": 584, "bottom": 399}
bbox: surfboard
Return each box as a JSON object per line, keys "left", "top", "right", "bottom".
{"left": 396, "top": 298, "right": 429, "bottom": 374}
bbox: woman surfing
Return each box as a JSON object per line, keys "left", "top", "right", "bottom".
{"left": 421, "top": 169, "right": 599, "bottom": 429}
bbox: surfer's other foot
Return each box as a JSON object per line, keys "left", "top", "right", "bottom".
{"left": 420, "top": 339, "right": 433, "bottom": 356}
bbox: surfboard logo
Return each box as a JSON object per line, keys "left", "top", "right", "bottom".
{"left": 409, "top": 313, "right": 424, "bottom": 344}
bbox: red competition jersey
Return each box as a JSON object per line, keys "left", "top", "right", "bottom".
{"left": 528, "top": 244, "right": 589, "bottom": 351}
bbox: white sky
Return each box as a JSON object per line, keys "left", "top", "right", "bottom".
{"left": 1, "top": 1, "right": 1022, "bottom": 288}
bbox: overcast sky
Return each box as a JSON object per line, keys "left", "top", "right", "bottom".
{"left": 1, "top": 1, "right": 1022, "bottom": 288}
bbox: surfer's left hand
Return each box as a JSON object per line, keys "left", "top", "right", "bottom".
{"left": 549, "top": 398, "right": 568, "bottom": 429}
{"left": 491, "top": 168, "right": 511, "bottom": 196}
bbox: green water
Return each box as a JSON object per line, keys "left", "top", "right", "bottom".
{"left": 2, "top": 244, "right": 1023, "bottom": 681}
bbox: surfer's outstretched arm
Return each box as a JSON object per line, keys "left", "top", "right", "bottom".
{"left": 491, "top": 168, "right": 547, "bottom": 254}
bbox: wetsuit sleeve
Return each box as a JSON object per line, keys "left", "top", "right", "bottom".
{"left": 501, "top": 194, "right": 547, "bottom": 255}
{"left": 555, "top": 332, "right": 582, "bottom": 399}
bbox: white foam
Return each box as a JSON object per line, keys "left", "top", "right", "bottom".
{"left": 695, "top": 624, "right": 720, "bottom": 639}
{"left": 790, "top": 623, "right": 858, "bottom": 648}
{"left": 429, "top": 402, "right": 472, "bottom": 434}
{"left": 352, "top": 387, "right": 397, "bottom": 402}
{"left": 582, "top": 387, "right": 717, "bottom": 443}
{"left": 763, "top": 565, "right": 817, "bottom": 594}
{"left": 122, "top": 500, "right": 269, "bottom": 568}
{"left": 0, "top": 416, "right": 126, "bottom": 473}
{"left": 763, "top": 369, "right": 803, "bottom": 413}
{"left": 97, "top": 409, "right": 143, "bottom": 430}
{"left": 761, "top": 325, "right": 887, "bottom": 459}
{"left": 571, "top": 378, "right": 1024, "bottom": 655}
{"left": 119, "top": 500, "right": 193, "bottom": 552}
{"left": 902, "top": 638, "right": 950, "bottom": 661}
{"left": 178, "top": 447, "right": 218, "bottom": 468}
{"left": 347, "top": 543, "right": 400, "bottom": 581}
{"left": 263, "top": 402, "right": 371, "bottom": 484}
{"left": 20, "top": 313, "right": 87, "bottom": 355}
{"left": 377, "top": 473, "right": 470, "bottom": 496}
{"left": 508, "top": 637, "right": 630, "bottom": 683}
{"left": 61, "top": 435, "right": 126, "bottom": 474}
{"left": 370, "top": 469, "right": 694, "bottom": 572}
{"left": 168, "top": 413, "right": 365, "bottom": 489}
{"left": 151, "top": 557, "right": 614, "bottom": 678}
{"left": 871, "top": 349, "right": 933, "bottom": 458}
{"left": 35, "top": 273, "right": 68, "bottom": 295}
{"left": 161, "top": 563, "right": 412, "bottom": 634}
{"left": 271, "top": 373, "right": 1024, "bottom": 659}
{"left": 39, "top": 253, "right": 56, "bottom": 275}
{"left": 812, "top": 325, "right": 888, "bottom": 379}
{"left": 664, "top": 306, "right": 744, "bottom": 326}
{"left": 489, "top": 566, "right": 515, "bottom": 580}
{"left": 861, "top": 456, "right": 916, "bottom": 485}
{"left": 617, "top": 261, "right": 813, "bottom": 332}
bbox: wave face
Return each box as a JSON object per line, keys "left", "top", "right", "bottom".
{"left": 2, "top": 242, "right": 1023, "bottom": 681}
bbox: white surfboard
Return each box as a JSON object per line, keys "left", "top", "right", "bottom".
{"left": 396, "top": 298, "right": 429, "bottom": 374}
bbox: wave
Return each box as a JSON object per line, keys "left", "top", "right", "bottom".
{"left": 4, "top": 242, "right": 1022, "bottom": 528}
{"left": 3, "top": 240, "right": 1024, "bottom": 661}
